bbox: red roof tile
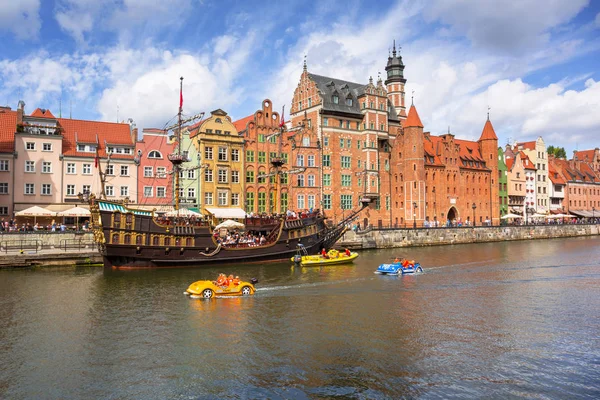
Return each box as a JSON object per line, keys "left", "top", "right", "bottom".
{"left": 0, "top": 109, "right": 17, "bottom": 152}
{"left": 574, "top": 149, "right": 596, "bottom": 162}
{"left": 59, "top": 118, "right": 134, "bottom": 159}
{"left": 519, "top": 152, "right": 536, "bottom": 170}
{"left": 30, "top": 108, "right": 56, "bottom": 118}
{"left": 232, "top": 115, "right": 254, "bottom": 132}
{"left": 516, "top": 141, "right": 535, "bottom": 150}
{"left": 403, "top": 105, "right": 423, "bottom": 128}
{"left": 479, "top": 119, "right": 498, "bottom": 141}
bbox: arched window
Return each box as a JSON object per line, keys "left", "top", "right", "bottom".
{"left": 148, "top": 150, "right": 162, "bottom": 159}
{"left": 153, "top": 236, "right": 160, "bottom": 246}
{"left": 112, "top": 234, "right": 119, "bottom": 244}
{"left": 164, "top": 237, "right": 171, "bottom": 246}
{"left": 135, "top": 235, "right": 142, "bottom": 245}
{"left": 124, "top": 235, "right": 131, "bottom": 244}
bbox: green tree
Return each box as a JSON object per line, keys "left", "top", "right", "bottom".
{"left": 547, "top": 145, "right": 567, "bottom": 159}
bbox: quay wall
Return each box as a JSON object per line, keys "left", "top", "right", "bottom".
{"left": 338, "top": 224, "right": 600, "bottom": 250}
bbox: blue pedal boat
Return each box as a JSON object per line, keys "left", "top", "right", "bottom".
{"left": 376, "top": 262, "right": 423, "bottom": 275}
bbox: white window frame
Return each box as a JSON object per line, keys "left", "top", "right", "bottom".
{"left": 120, "top": 186, "right": 129, "bottom": 197}
{"left": 218, "top": 169, "right": 228, "bottom": 184}
{"left": 231, "top": 171, "right": 239, "bottom": 184}
{"left": 120, "top": 165, "right": 129, "bottom": 176}
{"left": 25, "top": 161, "right": 35, "bottom": 173}
{"left": 26, "top": 142, "right": 35, "bottom": 150}
{"left": 0, "top": 160, "right": 9, "bottom": 171}
{"left": 156, "top": 187, "right": 166, "bottom": 198}
{"left": 42, "top": 161, "right": 52, "bottom": 173}
{"left": 143, "top": 186, "right": 153, "bottom": 197}
{"left": 105, "top": 185, "right": 114, "bottom": 197}
{"left": 231, "top": 193, "right": 239, "bottom": 206}
{"left": 144, "top": 166, "right": 153, "bottom": 177}
{"left": 297, "top": 194, "right": 305, "bottom": 210}
{"left": 218, "top": 191, "right": 228, "bottom": 206}
{"left": 0, "top": 182, "right": 8, "bottom": 194}
{"left": 66, "top": 184, "right": 76, "bottom": 196}
{"left": 204, "top": 192, "right": 213, "bottom": 205}
{"left": 83, "top": 164, "right": 92, "bottom": 175}
{"left": 41, "top": 183, "right": 52, "bottom": 195}
{"left": 42, "top": 143, "right": 52, "bottom": 151}
{"left": 24, "top": 183, "right": 35, "bottom": 195}
{"left": 67, "top": 163, "right": 76, "bottom": 174}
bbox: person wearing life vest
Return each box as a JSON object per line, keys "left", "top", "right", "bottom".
{"left": 226, "top": 274, "right": 234, "bottom": 286}
{"left": 394, "top": 257, "right": 400, "bottom": 263}
{"left": 402, "top": 259, "right": 409, "bottom": 268}
{"left": 216, "top": 273, "right": 227, "bottom": 286}
{"left": 345, "top": 248, "right": 351, "bottom": 257}
{"left": 232, "top": 276, "right": 241, "bottom": 285}
{"left": 321, "top": 248, "right": 329, "bottom": 259}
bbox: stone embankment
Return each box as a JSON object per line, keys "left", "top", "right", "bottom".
{"left": 0, "top": 232, "right": 101, "bottom": 268}
{"left": 338, "top": 223, "right": 600, "bottom": 250}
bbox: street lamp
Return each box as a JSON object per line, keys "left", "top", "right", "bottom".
{"left": 472, "top": 203, "right": 477, "bottom": 227}
{"left": 413, "top": 201, "right": 418, "bottom": 229}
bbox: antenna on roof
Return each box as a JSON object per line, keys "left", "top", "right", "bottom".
{"left": 303, "top": 54, "right": 307, "bottom": 72}
{"left": 487, "top": 105, "right": 491, "bottom": 121}
{"left": 411, "top": 90, "right": 415, "bottom": 105}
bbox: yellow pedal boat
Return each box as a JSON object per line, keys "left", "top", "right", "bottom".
{"left": 291, "top": 249, "right": 359, "bottom": 266}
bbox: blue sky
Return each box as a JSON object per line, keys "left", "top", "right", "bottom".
{"left": 1, "top": 0, "right": 600, "bottom": 155}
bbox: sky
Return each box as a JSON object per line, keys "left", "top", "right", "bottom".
{"left": 1, "top": 0, "right": 600, "bottom": 155}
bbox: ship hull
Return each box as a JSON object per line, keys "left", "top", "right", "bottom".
{"left": 92, "top": 204, "right": 346, "bottom": 269}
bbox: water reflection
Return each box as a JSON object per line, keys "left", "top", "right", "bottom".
{"left": 0, "top": 236, "right": 599, "bottom": 398}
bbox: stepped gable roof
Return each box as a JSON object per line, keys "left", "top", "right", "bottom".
{"left": 403, "top": 104, "right": 423, "bottom": 128}
{"left": 479, "top": 119, "right": 498, "bottom": 141}
{"left": 548, "top": 160, "right": 566, "bottom": 185}
{"left": 30, "top": 108, "right": 56, "bottom": 118}
{"left": 574, "top": 149, "right": 596, "bottom": 162}
{"left": 516, "top": 140, "right": 535, "bottom": 150}
{"left": 59, "top": 118, "right": 134, "bottom": 159}
{"left": 232, "top": 115, "right": 253, "bottom": 133}
{"left": 0, "top": 108, "right": 17, "bottom": 152}
{"left": 520, "top": 152, "right": 536, "bottom": 170}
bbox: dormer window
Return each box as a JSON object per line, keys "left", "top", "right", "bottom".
{"left": 333, "top": 95, "right": 339, "bottom": 104}
{"left": 346, "top": 97, "right": 353, "bottom": 106}
{"left": 215, "top": 118, "right": 222, "bottom": 123}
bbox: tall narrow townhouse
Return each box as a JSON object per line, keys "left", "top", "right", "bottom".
{"left": 0, "top": 105, "right": 17, "bottom": 218}
{"left": 516, "top": 138, "right": 549, "bottom": 213}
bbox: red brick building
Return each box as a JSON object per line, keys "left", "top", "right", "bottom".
{"left": 289, "top": 46, "right": 500, "bottom": 227}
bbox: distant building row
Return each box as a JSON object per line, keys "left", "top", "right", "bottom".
{"left": 1, "top": 44, "right": 599, "bottom": 225}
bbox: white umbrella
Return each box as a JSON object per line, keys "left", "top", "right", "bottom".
{"left": 15, "top": 206, "right": 55, "bottom": 217}
{"left": 214, "top": 219, "right": 245, "bottom": 230}
{"left": 15, "top": 205, "right": 55, "bottom": 224}
{"left": 531, "top": 213, "right": 547, "bottom": 218}
{"left": 57, "top": 206, "right": 90, "bottom": 217}
{"left": 57, "top": 206, "right": 91, "bottom": 230}
{"left": 501, "top": 213, "right": 522, "bottom": 219}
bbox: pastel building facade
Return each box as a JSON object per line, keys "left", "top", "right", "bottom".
{"left": 136, "top": 128, "right": 175, "bottom": 210}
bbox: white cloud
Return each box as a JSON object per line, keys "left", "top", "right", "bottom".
{"left": 595, "top": 12, "right": 600, "bottom": 27}
{"left": 54, "top": 0, "right": 205, "bottom": 44}
{"left": 424, "top": 0, "right": 589, "bottom": 53}
{"left": 0, "top": 0, "right": 41, "bottom": 40}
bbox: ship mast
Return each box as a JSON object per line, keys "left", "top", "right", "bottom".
{"left": 168, "top": 77, "right": 185, "bottom": 211}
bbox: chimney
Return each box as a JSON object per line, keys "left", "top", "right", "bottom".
{"left": 17, "top": 100, "right": 25, "bottom": 125}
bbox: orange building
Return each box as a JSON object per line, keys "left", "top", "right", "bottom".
{"left": 234, "top": 100, "right": 288, "bottom": 214}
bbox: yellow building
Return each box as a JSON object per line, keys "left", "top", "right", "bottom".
{"left": 194, "top": 109, "right": 246, "bottom": 221}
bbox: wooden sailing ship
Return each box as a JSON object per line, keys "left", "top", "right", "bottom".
{"left": 87, "top": 78, "right": 371, "bottom": 268}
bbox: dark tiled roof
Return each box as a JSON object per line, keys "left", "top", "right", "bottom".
{"left": 308, "top": 73, "right": 400, "bottom": 122}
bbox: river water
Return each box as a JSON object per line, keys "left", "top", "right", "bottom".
{"left": 1, "top": 236, "right": 599, "bottom": 399}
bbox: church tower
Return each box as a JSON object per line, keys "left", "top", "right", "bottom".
{"left": 385, "top": 41, "right": 407, "bottom": 119}
{"left": 401, "top": 104, "right": 425, "bottom": 226}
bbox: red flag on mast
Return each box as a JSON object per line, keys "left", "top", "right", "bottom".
{"left": 179, "top": 85, "right": 183, "bottom": 109}
{"left": 94, "top": 148, "right": 99, "bottom": 168}
{"left": 279, "top": 105, "right": 285, "bottom": 128}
